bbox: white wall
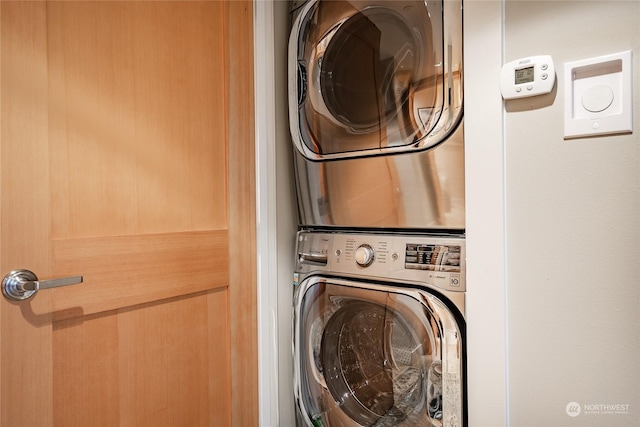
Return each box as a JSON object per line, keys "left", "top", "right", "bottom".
{"left": 504, "top": 1, "right": 640, "bottom": 426}
{"left": 464, "top": 1, "right": 508, "bottom": 426}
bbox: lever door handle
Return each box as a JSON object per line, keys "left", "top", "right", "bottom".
{"left": 2, "top": 269, "right": 83, "bottom": 301}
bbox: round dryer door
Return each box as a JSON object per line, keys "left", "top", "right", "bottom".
{"left": 293, "top": 277, "right": 465, "bottom": 427}
{"left": 289, "top": 0, "right": 463, "bottom": 160}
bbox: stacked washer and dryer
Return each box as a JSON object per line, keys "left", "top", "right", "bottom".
{"left": 287, "top": 1, "right": 466, "bottom": 426}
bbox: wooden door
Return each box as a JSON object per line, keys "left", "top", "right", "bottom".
{"left": 0, "top": 2, "right": 256, "bottom": 426}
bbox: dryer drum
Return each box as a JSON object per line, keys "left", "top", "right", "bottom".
{"left": 319, "top": 8, "right": 420, "bottom": 136}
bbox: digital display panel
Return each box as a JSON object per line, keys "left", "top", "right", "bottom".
{"left": 405, "top": 244, "right": 461, "bottom": 272}
{"left": 515, "top": 66, "right": 535, "bottom": 84}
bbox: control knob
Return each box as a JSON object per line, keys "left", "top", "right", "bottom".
{"left": 354, "top": 244, "right": 375, "bottom": 267}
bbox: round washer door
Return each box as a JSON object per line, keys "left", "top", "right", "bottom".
{"left": 293, "top": 277, "right": 465, "bottom": 427}
{"left": 289, "top": 0, "right": 463, "bottom": 160}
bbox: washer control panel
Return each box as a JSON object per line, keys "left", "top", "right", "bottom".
{"left": 296, "top": 231, "right": 466, "bottom": 292}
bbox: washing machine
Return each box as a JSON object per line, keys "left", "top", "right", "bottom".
{"left": 293, "top": 230, "right": 466, "bottom": 426}
{"left": 289, "top": 0, "right": 464, "bottom": 231}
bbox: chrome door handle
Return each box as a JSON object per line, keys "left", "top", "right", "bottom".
{"left": 2, "top": 269, "right": 83, "bottom": 301}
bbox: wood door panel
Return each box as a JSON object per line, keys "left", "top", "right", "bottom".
{"left": 47, "top": 1, "right": 227, "bottom": 238}
{"left": 50, "top": 230, "right": 229, "bottom": 320}
{"left": 53, "top": 311, "right": 120, "bottom": 426}
{"left": 53, "top": 289, "right": 230, "bottom": 427}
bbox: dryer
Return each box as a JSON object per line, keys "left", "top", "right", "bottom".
{"left": 293, "top": 230, "right": 466, "bottom": 426}
{"left": 289, "top": 0, "right": 464, "bottom": 230}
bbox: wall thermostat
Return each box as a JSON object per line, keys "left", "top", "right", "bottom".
{"left": 500, "top": 55, "right": 556, "bottom": 100}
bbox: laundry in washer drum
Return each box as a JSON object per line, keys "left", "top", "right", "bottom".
{"left": 318, "top": 300, "right": 445, "bottom": 426}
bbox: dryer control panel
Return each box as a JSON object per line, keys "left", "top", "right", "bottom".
{"left": 296, "top": 231, "right": 466, "bottom": 292}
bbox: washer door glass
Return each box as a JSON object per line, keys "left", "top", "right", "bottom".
{"left": 322, "top": 300, "right": 433, "bottom": 425}
{"left": 294, "top": 279, "right": 464, "bottom": 427}
{"left": 290, "top": 0, "right": 463, "bottom": 159}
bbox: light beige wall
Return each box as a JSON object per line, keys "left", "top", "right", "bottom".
{"left": 504, "top": 1, "right": 640, "bottom": 426}
{"left": 463, "top": 1, "right": 508, "bottom": 426}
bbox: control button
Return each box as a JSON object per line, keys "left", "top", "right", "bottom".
{"left": 541, "top": 63, "right": 548, "bottom": 71}
{"left": 516, "top": 87, "right": 522, "bottom": 93}
{"left": 541, "top": 73, "right": 548, "bottom": 80}
{"left": 354, "top": 244, "right": 375, "bottom": 267}
{"left": 391, "top": 253, "right": 398, "bottom": 261}
{"left": 526, "top": 85, "right": 533, "bottom": 91}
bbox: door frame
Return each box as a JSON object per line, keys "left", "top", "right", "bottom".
{"left": 226, "top": 1, "right": 258, "bottom": 426}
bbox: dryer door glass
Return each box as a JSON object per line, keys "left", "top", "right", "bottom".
{"left": 290, "top": 0, "right": 463, "bottom": 159}
{"left": 294, "top": 279, "right": 464, "bottom": 427}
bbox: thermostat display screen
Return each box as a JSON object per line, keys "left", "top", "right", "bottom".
{"left": 515, "top": 66, "right": 534, "bottom": 84}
